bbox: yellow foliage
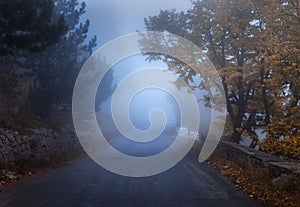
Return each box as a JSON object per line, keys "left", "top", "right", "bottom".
{"left": 260, "top": 135, "right": 300, "bottom": 160}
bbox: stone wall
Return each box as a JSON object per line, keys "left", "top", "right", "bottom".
{"left": 212, "top": 141, "right": 300, "bottom": 177}
{"left": 0, "top": 127, "right": 82, "bottom": 165}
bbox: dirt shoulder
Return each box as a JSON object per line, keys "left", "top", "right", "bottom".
{"left": 0, "top": 151, "right": 85, "bottom": 191}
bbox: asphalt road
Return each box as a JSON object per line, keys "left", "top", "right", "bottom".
{"left": 0, "top": 151, "right": 261, "bottom": 207}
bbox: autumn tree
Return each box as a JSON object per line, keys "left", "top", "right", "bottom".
{"left": 142, "top": 0, "right": 300, "bottom": 157}
{"left": 142, "top": 0, "right": 270, "bottom": 145}
{"left": 260, "top": 0, "right": 300, "bottom": 159}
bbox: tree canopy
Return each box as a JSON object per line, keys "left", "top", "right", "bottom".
{"left": 0, "top": 0, "right": 67, "bottom": 55}
{"left": 0, "top": 0, "right": 101, "bottom": 123}
{"left": 141, "top": 0, "right": 300, "bottom": 159}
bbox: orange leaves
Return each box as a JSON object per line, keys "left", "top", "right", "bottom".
{"left": 260, "top": 134, "right": 300, "bottom": 160}
{"left": 209, "top": 157, "right": 300, "bottom": 207}
{"left": 235, "top": 127, "right": 244, "bottom": 133}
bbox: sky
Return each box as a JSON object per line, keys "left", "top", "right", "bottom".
{"left": 83, "top": 0, "right": 193, "bottom": 46}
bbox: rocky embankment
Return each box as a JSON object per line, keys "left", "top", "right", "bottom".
{"left": 0, "top": 127, "right": 82, "bottom": 171}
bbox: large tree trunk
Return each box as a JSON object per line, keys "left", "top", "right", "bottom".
{"left": 231, "top": 102, "right": 245, "bottom": 143}
{"left": 232, "top": 129, "right": 242, "bottom": 143}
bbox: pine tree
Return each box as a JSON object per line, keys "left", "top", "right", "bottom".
{"left": 0, "top": 0, "right": 67, "bottom": 119}
{"left": 25, "top": 0, "right": 97, "bottom": 118}
{"left": 0, "top": 0, "right": 67, "bottom": 56}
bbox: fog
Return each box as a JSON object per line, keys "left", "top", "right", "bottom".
{"left": 81, "top": 1, "right": 212, "bottom": 154}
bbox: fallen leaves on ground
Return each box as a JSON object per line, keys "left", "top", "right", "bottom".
{"left": 208, "top": 158, "right": 300, "bottom": 207}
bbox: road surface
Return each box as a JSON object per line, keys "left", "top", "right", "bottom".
{"left": 0, "top": 152, "right": 261, "bottom": 207}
